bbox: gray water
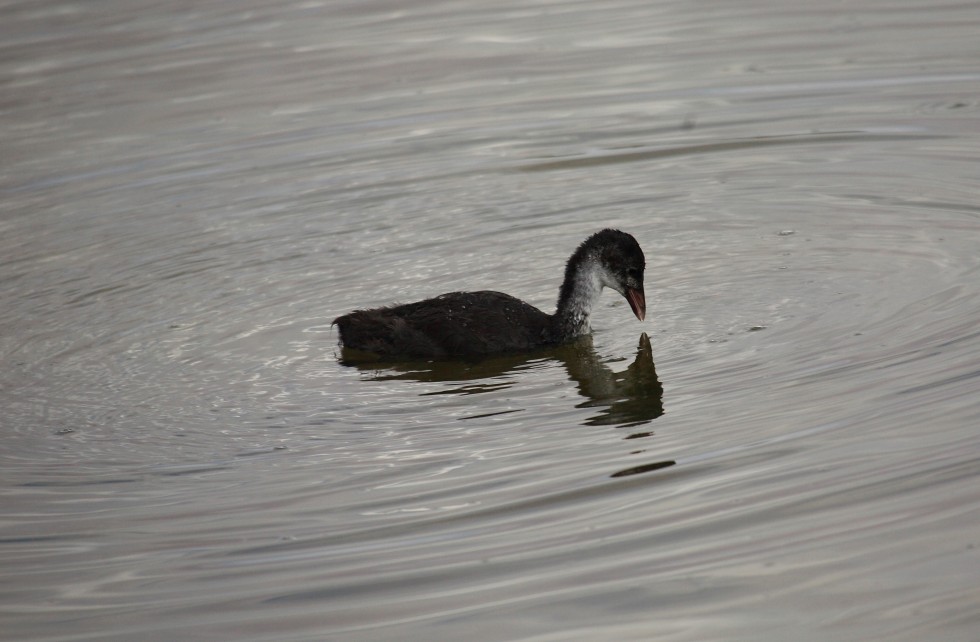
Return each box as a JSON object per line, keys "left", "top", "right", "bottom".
{"left": 2, "top": 1, "right": 980, "bottom": 640}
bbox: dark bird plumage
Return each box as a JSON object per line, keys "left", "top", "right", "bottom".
{"left": 334, "top": 229, "right": 646, "bottom": 359}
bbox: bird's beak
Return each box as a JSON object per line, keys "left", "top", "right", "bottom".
{"left": 626, "top": 286, "right": 646, "bottom": 321}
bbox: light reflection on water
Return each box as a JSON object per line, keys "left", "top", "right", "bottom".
{"left": 2, "top": 0, "right": 980, "bottom": 640}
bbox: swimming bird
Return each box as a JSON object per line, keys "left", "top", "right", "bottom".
{"left": 334, "top": 228, "right": 646, "bottom": 359}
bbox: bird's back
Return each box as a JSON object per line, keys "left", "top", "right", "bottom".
{"left": 334, "top": 291, "right": 553, "bottom": 359}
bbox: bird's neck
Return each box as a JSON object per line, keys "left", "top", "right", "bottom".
{"left": 552, "top": 253, "right": 607, "bottom": 340}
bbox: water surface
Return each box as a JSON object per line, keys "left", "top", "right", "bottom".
{"left": 2, "top": 0, "right": 980, "bottom": 640}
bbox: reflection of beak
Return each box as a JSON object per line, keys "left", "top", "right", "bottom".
{"left": 626, "top": 286, "right": 646, "bottom": 321}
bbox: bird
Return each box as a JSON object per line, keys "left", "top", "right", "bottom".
{"left": 333, "top": 228, "right": 646, "bottom": 359}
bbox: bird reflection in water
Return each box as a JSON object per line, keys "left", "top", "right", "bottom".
{"left": 339, "top": 333, "right": 673, "bottom": 478}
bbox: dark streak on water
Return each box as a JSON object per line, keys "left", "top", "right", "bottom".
{"left": 517, "top": 132, "right": 946, "bottom": 171}
{"left": 610, "top": 460, "right": 677, "bottom": 478}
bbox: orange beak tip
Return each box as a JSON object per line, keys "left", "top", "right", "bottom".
{"left": 626, "top": 287, "right": 646, "bottom": 322}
